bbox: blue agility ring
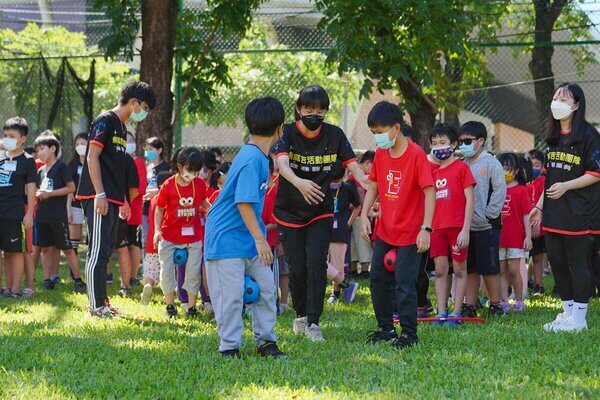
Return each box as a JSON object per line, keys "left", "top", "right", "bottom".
{"left": 173, "top": 247, "right": 188, "bottom": 265}
{"left": 244, "top": 275, "right": 260, "bottom": 304}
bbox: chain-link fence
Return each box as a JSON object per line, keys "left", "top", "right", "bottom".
{"left": 1, "top": 0, "right": 599, "bottom": 162}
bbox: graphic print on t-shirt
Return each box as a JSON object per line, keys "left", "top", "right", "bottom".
{"left": 0, "top": 170, "right": 13, "bottom": 187}
{"left": 177, "top": 196, "right": 196, "bottom": 219}
{"left": 435, "top": 178, "right": 449, "bottom": 200}
{"left": 502, "top": 195, "right": 512, "bottom": 216}
{"left": 386, "top": 170, "right": 401, "bottom": 195}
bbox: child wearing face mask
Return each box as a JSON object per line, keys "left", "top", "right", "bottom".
{"left": 428, "top": 123, "right": 476, "bottom": 325}
{"left": 526, "top": 149, "right": 547, "bottom": 295}
{"left": 497, "top": 152, "right": 533, "bottom": 312}
{"left": 326, "top": 162, "right": 361, "bottom": 305}
{"left": 154, "top": 147, "right": 208, "bottom": 318}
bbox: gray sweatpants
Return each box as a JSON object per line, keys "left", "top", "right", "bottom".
{"left": 159, "top": 239, "right": 202, "bottom": 296}
{"left": 205, "top": 256, "right": 277, "bottom": 352}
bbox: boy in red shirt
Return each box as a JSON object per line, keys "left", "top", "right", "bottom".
{"left": 497, "top": 153, "right": 533, "bottom": 312}
{"left": 526, "top": 149, "right": 546, "bottom": 295}
{"left": 360, "top": 101, "right": 435, "bottom": 349}
{"left": 428, "top": 124, "right": 476, "bottom": 325}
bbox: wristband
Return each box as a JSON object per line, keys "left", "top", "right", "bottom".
{"left": 420, "top": 225, "right": 433, "bottom": 233}
{"left": 95, "top": 192, "right": 106, "bottom": 199}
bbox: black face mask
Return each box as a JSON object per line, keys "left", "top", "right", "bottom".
{"left": 300, "top": 114, "right": 325, "bottom": 131}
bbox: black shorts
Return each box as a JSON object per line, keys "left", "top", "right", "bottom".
{"left": 0, "top": 219, "right": 26, "bottom": 253}
{"left": 115, "top": 221, "right": 141, "bottom": 249}
{"left": 530, "top": 236, "right": 546, "bottom": 257}
{"left": 467, "top": 229, "right": 500, "bottom": 276}
{"left": 33, "top": 221, "right": 72, "bottom": 250}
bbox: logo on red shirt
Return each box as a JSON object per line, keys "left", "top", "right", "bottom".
{"left": 502, "top": 195, "right": 512, "bottom": 216}
{"left": 386, "top": 170, "right": 401, "bottom": 195}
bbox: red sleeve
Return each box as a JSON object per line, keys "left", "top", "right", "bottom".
{"left": 156, "top": 179, "right": 170, "bottom": 208}
{"left": 368, "top": 150, "right": 379, "bottom": 182}
{"left": 461, "top": 162, "right": 477, "bottom": 189}
{"left": 520, "top": 186, "right": 532, "bottom": 215}
{"left": 196, "top": 178, "right": 207, "bottom": 201}
{"left": 135, "top": 157, "right": 147, "bottom": 195}
{"left": 415, "top": 150, "right": 434, "bottom": 189}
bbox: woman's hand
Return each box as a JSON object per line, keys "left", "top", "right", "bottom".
{"left": 546, "top": 182, "right": 569, "bottom": 199}
{"left": 294, "top": 178, "right": 325, "bottom": 205}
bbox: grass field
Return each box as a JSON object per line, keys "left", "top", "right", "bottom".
{"left": 0, "top": 258, "right": 599, "bottom": 400}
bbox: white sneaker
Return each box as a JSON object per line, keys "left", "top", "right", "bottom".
{"left": 549, "top": 317, "right": 588, "bottom": 333}
{"left": 305, "top": 323, "right": 326, "bottom": 342}
{"left": 293, "top": 316, "right": 307, "bottom": 335}
{"left": 140, "top": 284, "right": 153, "bottom": 305}
{"left": 543, "top": 312, "right": 570, "bottom": 331}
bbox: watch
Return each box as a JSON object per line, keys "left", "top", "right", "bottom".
{"left": 421, "top": 225, "right": 433, "bottom": 233}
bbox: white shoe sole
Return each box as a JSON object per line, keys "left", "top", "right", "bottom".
{"left": 141, "top": 285, "right": 153, "bottom": 305}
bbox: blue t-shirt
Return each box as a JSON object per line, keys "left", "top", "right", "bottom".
{"left": 204, "top": 144, "right": 269, "bottom": 260}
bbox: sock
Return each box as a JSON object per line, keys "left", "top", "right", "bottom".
{"left": 562, "top": 300, "right": 574, "bottom": 316}
{"left": 572, "top": 302, "right": 588, "bottom": 324}
{"left": 70, "top": 239, "right": 80, "bottom": 250}
{"left": 339, "top": 277, "right": 350, "bottom": 289}
{"left": 333, "top": 290, "right": 341, "bottom": 297}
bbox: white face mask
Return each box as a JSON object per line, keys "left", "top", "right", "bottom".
{"left": 126, "top": 143, "right": 137, "bottom": 154}
{"left": 181, "top": 169, "right": 197, "bottom": 182}
{"left": 75, "top": 144, "right": 87, "bottom": 156}
{"left": 2, "top": 138, "right": 19, "bottom": 151}
{"left": 551, "top": 100, "right": 574, "bottom": 121}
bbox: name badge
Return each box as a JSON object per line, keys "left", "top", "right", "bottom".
{"left": 333, "top": 219, "right": 338, "bottom": 229}
{"left": 41, "top": 177, "right": 52, "bottom": 191}
{"left": 3, "top": 160, "right": 17, "bottom": 172}
{"left": 181, "top": 225, "right": 195, "bottom": 236}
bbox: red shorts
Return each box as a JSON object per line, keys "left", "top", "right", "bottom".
{"left": 430, "top": 227, "right": 468, "bottom": 262}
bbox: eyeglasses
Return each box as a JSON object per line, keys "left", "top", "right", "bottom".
{"left": 136, "top": 99, "right": 150, "bottom": 112}
{"left": 458, "top": 138, "right": 478, "bottom": 145}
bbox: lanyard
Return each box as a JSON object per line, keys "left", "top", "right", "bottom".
{"left": 174, "top": 175, "right": 195, "bottom": 222}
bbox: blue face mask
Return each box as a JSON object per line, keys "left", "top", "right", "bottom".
{"left": 374, "top": 128, "right": 397, "bottom": 149}
{"left": 130, "top": 101, "right": 149, "bottom": 123}
{"left": 431, "top": 145, "right": 453, "bottom": 161}
{"left": 532, "top": 167, "right": 541, "bottom": 180}
{"left": 145, "top": 149, "right": 158, "bottom": 162}
{"left": 459, "top": 142, "right": 476, "bottom": 159}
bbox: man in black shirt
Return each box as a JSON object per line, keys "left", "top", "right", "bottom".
{"left": 75, "top": 81, "right": 155, "bottom": 317}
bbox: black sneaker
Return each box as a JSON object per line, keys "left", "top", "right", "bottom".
{"left": 73, "top": 280, "right": 87, "bottom": 293}
{"left": 43, "top": 279, "right": 55, "bottom": 290}
{"left": 118, "top": 285, "right": 132, "bottom": 297}
{"left": 186, "top": 306, "right": 199, "bottom": 318}
{"left": 221, "top": 349, "right": 241, "bottom": 358}
{"left": 347, "top": 270, "right": 359, "bottom": 279}
{"left": 533, "top": 284, "right": 545, "bottom": 296}
{"left": 51, "top": 276, "right": 61, "bottom": 285}
{"left": 106, "top": 273, "right": 114, "bottom": 284}
{"left": 488, "top": 303, "right": 505, "bottom": 317}
{"left": 366, "top": 328, "right": 398, "bottom": 344}
{"left": 166, "top": 304, "right": 178, "bottom": 318}
{"left": 391, "top": 333, "right": 418, "bottom": 349}
{"left": 130, "top": 277, "right": 141, "bottom": 287}
{"left": 257, "top": 341, "right": 288, "bottom": 359}
{"left": 461, "top": 303, "right": 477, "bottom": 318}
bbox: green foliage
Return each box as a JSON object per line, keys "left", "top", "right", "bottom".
{"left": 191, "top": 23, "right": 362, "bottom": 129}
{"left": 314, "top": 0, "right": 508, "bottom": 113}
{"left": 0, "top": 23, "right": 132, "bottom": 134}
{"left": 92, "top": 0, "right": 141, "bottom": 61}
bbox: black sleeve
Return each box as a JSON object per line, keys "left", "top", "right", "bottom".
{"left": 334, "top": 126, "right": 356, "bottom": 164}
{"left": 60, "top": 162, "right": 73, "bottom": 184}
{"left": 126, "top": 155, "right": 139, "bottom": 189}
{"left": 88, "top": 115, "right": 114, "bottom": 149}
{"left": 25, "top": 158, "right": 37, "bottom": 184}
{"left": 36, "top": 169, "right": 42, "bottom": 188}
{"left": 274, "top": 125, "right": 293, "bottom": 155}
{"left": 583, "top": 126, "right": 600, "bottom": 174}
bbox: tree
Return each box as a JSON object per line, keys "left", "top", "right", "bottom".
{"left": 315, "top": 0, "right": 506, "bottom": 145}
{"left": 94, "top": 0, "right": 264, "bottom": 157}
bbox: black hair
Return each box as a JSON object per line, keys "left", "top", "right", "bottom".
{"left": 219, "top": 161, "right": 231, "bottom": 175}
{"left": 497, "top": 152, "right": 527, "bottom": 186}
{"left": 295, "top": 85, "right": 330, "bottom": 119}
{"left": 527, "top": 149, "right": 545, "bottom": 164}
{"left": 520, "top": 155, "right": 533, "bottom": 183}
{"left": 268, "top": 157, "right": 275, "bottom": 174}
{"left": 34, "top": 133, "right": 61, "bottom": 157}
{"left": 245, "top": 96, "right": 285, "bottom": 137}
{"left": 458, "top": 121, "right": 488, "bottom": 142}
{"left": 24, "top": 146, "right": 35, "bottom": 155}
{"left": 171, "top": 146, "right": 203, "bottom": 174}
{"left": 146, "top": 136, "right": 164, "bottom": 160}
{"left": 330, "top": 161, "right": 345, "bottom": 181}
{"left": 367, "top": 101, "right": 403, "bottom": 128}
{"left": 359, "top": 150, "right": 375, "bottom": 164}
{"left": 119, "top": 81, "right": 156, "bottom": 109}
{"left": 428, "top": 123, "right": 458, "bottom": 143}
{"left": 546, "top": 82, "right": 587, "bottom": 146}
{"left": 209, "top": 147, "right": 222, "bottom": 158}
{"left": 202, "top": 150, "right": 221, "bottom": 189}
{"left": 156, "top": 170, "right": 173, "bottom": 188}
{"left": 3, "top": 116, "right": 28, "bottom": 137}
{"left": 401, "top": 124, "right": 416, "bottom": 141}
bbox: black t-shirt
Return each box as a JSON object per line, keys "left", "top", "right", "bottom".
{"left": 124, "top": 153, "right": 139, "bottom": 203}
{"left": 76, "top": 111, "right": 127, "bottom": 205}
{"left": 274, "top": 121, "right": 357, "bottom": 226}
{"left": 36, "top": 160, "right": 73, "bottom": 224}
{"left": 69, "top": 158, "right": 84, "bottom": 207}
{"left": 543, "top": 125, "right": 600, "bottom": 234}
{"left": 143, "top": 160, "right": 170, "bottom": 215}
{"left": 330, "top": 181, "right": 360, "bottom": 243}
{"left": 0, "top": 151, "right": 37, "bottom": 219}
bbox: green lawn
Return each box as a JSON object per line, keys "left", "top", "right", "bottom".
{"left": 0, "top": 258, "right": 599, "bottom": 400}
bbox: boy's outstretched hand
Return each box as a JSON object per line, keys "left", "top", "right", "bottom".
{"left": 256, "top": 239, "right": 274, "bottom": 266}
{"left": 360, "top": 215, "right": 372, "bottom": 241}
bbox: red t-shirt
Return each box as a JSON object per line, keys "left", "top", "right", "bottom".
{"left": 156, "top": 175, "right": 207, "bottom": 245}
{"left": 208, "top": 189, "right": 220, "bottom": 205}
{"left": 368, "top": 142, "right": 434, "bottom": 246}
{"left": 128, "top": 156, "right": 147, "bottom": 226}
{"left": 527, "top": 176, "right": 546, "bottom": 236}
{"left": 262, "top": 176, "right": 279, "bottom": 248}
{"left": 500, "top": 184, "right": 532, "bottom": 248}
{"left": 146, "top": 197, "right": 158, "bottom": 254}
{"left": 432, "top": 159, "right": 476, "bottom": 230}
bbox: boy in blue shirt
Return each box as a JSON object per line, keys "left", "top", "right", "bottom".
{"left": 204, "top": 97, "right": 287, "bottom": 359}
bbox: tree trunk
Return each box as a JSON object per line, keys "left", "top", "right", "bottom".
{"left": 138, "top": 0, "right": 178, "bottom": 158}
{"left": 443, "top": 62, "right": 462, "bottom": 128}
{"left": 529, "top": 0, "right": 567, "bottom": 146}
{"left": 397, "top": 78, "right": 437, "bottom": 150}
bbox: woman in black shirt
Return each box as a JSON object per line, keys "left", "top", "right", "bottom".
{"left": 531, "top": 83, "right": 600, "bottom": 333}
{"left": 274, "top": 85, "right": 367, "bottom": 341}
{"left": 68, "top": 132, "right": 88, "bottom": 253}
